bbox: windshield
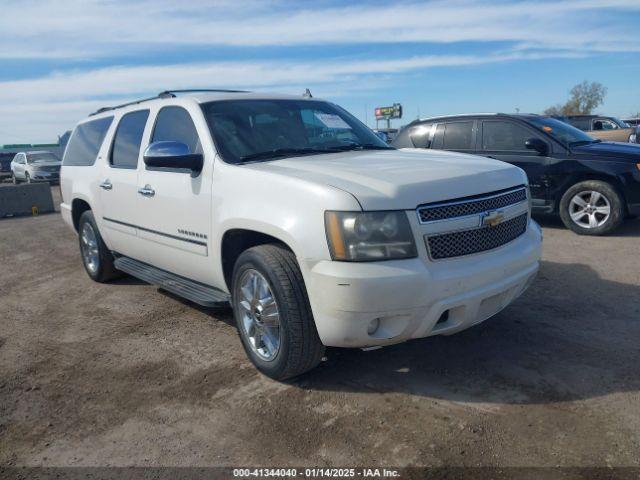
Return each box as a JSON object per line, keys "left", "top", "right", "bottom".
{"left": 28, "top": 152, "right": 60, "bottom": 164}
{"left": 530, "top": 117, "right": 597, "bottom": 147}
{"left": 611, "top": 117, "right": 630, "bottom": 128}
{"left": 202, "top": 99, "right": 392, "bottom": 164}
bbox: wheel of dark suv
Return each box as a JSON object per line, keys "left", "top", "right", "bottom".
{"left": 78, "top": 210, "right": 120, "bottom": 282}
{"left": 559, "top": 180, "right": 624, "bottom": 235}
{"left": 231, "top": 244, "right": 325, "bottom": 380}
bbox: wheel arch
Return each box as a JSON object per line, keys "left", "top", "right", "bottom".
{"left": 554, "top": 173, "right": 627, "bottom": 213}
{"left": 220, "top": 228, "right": 295, "bottom": 292}
{"left": 71, "top": 198, "right": 92, "bottom": 232}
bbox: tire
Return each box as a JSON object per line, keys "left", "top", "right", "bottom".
{"left": 11, "top": 172, "right": 17, "bottom": 184}
{"left": 24, "top": 172, "right": 31, "bottom": 184}
{"left": 231, "top": 244, "right": 325, "bottom": 380}
{"left": 559, "top": 180, "right": 625, "bottom": 235}
{"left": 77, "top": 210, "right": 120, "bottom": 282}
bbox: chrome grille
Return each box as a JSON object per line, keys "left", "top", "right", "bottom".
{"left": 418, "top": 187, "right": 527, "bottom": 223}
{"left": 426, "top": 213, "right": 528, "bottom": 260}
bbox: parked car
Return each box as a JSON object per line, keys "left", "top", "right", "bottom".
{"left": 10, "top": 151, "right": 61, "bottom": 184}
{"left": 553, "top": 115, "right": 636, "bottom": 143}
{"left": 373, "top": 128, "right": 399, "bottom": 143}
{"left": 392, "top": 114, "right": 640, "bottom": 235}
{"left": 60, "top": 90, "right": 541, "bottom": 380}
{"left": 622, "top": 118, "right": 640, "bottom": 127}
{"left": 0, "top": 152, "right": 14, "bottom": 181}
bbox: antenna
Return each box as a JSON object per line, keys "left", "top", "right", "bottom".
{"left": 303, "top": 88, "right": 313, "bottom": 98}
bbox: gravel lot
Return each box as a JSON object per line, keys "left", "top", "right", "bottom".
{"left": 1, "top": 186, "right": 639, "bottom": 469}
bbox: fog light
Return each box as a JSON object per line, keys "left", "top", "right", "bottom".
{"left": 367, "top": 318, "right": 380, "bottom": 335}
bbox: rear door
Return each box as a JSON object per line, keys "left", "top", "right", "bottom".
{"left": 135, "top": 105, "right": 214, "bottom": 284}
{"left": 99, "top": 109, "right": 150, "bottom": 260}
{"left": 14, "top": 154, "right": 26, "bottom": 179}
{"left": 431, "top": 120, "right": 476, "bottom": 153}
{"left": 479, "top": 119, "right": 553, "bottom": 202}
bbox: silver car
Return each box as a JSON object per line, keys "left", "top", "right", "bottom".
{"left": 10, "top": 151, "right": 61, "bottom": 184}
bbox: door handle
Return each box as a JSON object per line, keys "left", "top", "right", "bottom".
{"left": 99, "top": 180, "right": 112, "bottom": 190}
{"left": 138, "top": 185, "right": 155, "bottom": 197}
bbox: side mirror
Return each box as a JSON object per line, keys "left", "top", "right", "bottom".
{"left": 143, "top": 141, "right": 203, "bottom": 175}
{"left": 525, "top": 138, "right": 548, "bottom": 155}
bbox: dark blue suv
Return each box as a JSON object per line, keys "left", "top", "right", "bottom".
{"left": 392, "top": 114, "right": 640, "bottom": 235}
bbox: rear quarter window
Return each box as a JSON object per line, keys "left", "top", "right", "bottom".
{"left": 63, "top": 116, "right": 114, "bottom": 166}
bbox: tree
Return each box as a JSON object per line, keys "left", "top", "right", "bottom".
{"left": 543, "top": 81, "right": 607, "bottom": 116}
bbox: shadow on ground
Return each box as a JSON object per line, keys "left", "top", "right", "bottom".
{"left": 289, "top": 260, "right": 640, "bottom": 405}
{"left": 534, "top": 214, "right": 640, "bottom": 237}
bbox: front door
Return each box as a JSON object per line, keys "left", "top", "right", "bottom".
{"left": 14, "top": 154, "right": 26, "bottom": 179}
{"left": 99, "top": 109, "right": 150, "bottom": 261}
{"left": 479, "top": 119, "right": 553, "bottom": 206}
{"left": 135, "top": 105, "right": 214, "bottom": 284}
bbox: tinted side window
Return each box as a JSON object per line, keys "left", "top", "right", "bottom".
{"left": 151, "top": 107, "right": 201, "bottom": 154}
{"left": 111, "top": 110, "right": 149, "bottom": 169}
{"left": 441, "top": 121, "right": 474, "bottom": 150}
{"left": 63, "top": 116, "right": 114, "bottom": 166}
{"left": 432, "top": 124, "right": 445, "bottom": 149}
{"left": 409, "top": 123, "right": 434, "bottom": 148}
{"left": 482, "top": 121, "right": 531, "bottom": 151}
{"left": 568, "top": 118, "right": 591, "bottom": 131}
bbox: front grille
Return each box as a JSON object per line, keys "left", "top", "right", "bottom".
{"left": 426, "top": 213, "right": 528, "bottom": 260}
{"left": 418, "top": 187, "right": 527, "bottom": 223}
{"left": 38, "top": 166, "right": 60, "bottom": 172}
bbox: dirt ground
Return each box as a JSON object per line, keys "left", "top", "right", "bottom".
{"left": 0, "top": 186, "right": 639, "bottom": 469}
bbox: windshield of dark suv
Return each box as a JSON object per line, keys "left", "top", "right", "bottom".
{"left": 27, "top": 152, "right": 60, "bottom": 164}
{"left": 202, "top": 99, "right": 392, "bottom": 164}
{"left": 528, "top": 117, "right": 598, "bottom": 148}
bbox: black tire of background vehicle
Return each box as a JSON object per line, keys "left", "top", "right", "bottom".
{"left": 24, "top": 172, "right": 31, "bottom": 184}
{"left": 232, "top": 244, "right": 325, "bottom": 380}
{"left": 78, "top": 210, "right": 121, "bottom": 282}
{"left": 559, "top": 180, "right": 625, "bottom": 236}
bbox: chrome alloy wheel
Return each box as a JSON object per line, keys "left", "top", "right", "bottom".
{"left": 80, "top": 222, "right": 100, "bottom": 274}
{"left": 237, "top": 269, "right": 281, "bottom": 361}
{"left": 569, "top": 190, "right": 611, "bottom": 229}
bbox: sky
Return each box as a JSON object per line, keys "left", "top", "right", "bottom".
{"left": 1, "top": 0, "right": 639, "bottom": 143}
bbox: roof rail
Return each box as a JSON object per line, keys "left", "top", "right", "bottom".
{"left": 158, "top": 89, "right": 249, "bottom": 96}
{"left": 89, "top": 89, "right": 250, "bottom": 116}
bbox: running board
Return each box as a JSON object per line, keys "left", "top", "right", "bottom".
{"left": 114, "top": 256, "right": 230, "bottom": 307}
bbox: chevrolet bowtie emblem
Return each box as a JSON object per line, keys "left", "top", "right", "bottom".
{"left": 482, "top": 210, "right": 505, "bottom": 228}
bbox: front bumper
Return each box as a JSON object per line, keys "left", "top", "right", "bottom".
{"left": 306, "top": 220, "right": 542, "bottom": 348}
{"left": 30, "top": 171, "right": 60, "bottom": 182}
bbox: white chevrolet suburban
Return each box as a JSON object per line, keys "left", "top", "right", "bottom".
{"left": 60, "top": 90, "right": 542, "bottom": 380}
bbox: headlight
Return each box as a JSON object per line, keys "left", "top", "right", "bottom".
{"left": 630, "top": 133, "right": 637, "bottom": 143}
{"left": 325, "top": 211, "right": 417, "bottom": 261}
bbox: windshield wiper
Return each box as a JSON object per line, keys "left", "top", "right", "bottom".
{"left": 569, "top": 139, "right": 602, "bottom": 147}
{"left": 239, "top": 147, "right": 341, "bottom": 162}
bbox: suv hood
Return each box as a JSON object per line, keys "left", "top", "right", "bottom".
{"left": 30, "top": 162, "right": 61, "bottom": 168}
{"left": 571, "top": 141, "right": 640, "bottom": 162}
{"left": 249, "top": 149, "right": 526, "bottom": 210}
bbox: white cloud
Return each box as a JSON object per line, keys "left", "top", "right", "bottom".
{"left": 0, "top": 0, "right": 638, "bottom": 141}
{"left": 0, "top": 50, "right": 585, "bottom": 141}
{"left": 0, "top": 0, "right": 638, "bottom": 58}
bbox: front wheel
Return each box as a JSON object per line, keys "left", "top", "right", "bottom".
{"left": 11, "top": 172, "right": 18, "bottom": 184}
{"left": 24, "top": 172, "right": 31, "bottom": 184}
{"left": 559, "top": 180, "right": 624, "bottom": 235}
{"left": 231, "top": 244, "right": 325, "bottom": 380}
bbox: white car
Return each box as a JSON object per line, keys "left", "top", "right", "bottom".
{"left": 11, "top": 151, "right": 61, "bottom": 184}
{"left": 60, "top": 90, "right": 542, "bottom": 380}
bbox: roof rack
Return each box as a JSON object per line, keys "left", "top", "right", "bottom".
{"left": 89, "top": 89, "right": 250, "bottom": 116}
